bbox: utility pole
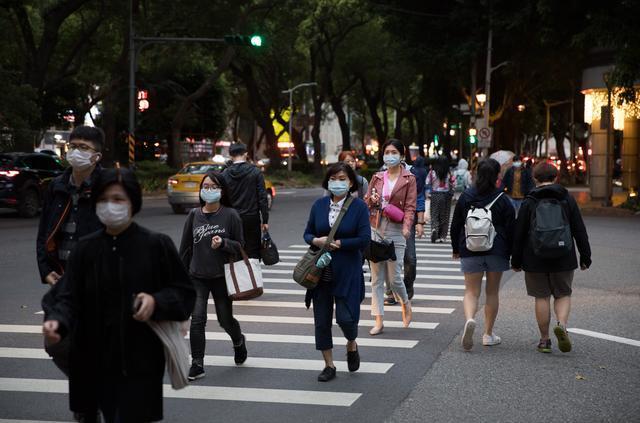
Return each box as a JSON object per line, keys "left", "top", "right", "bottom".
{"left": 544, "top": 99, "right": 572, "bottom": 158}
{"left": 282, "top": 82, "right": 317, "bottom": 172}
{"left": 603, "top": 73, "right": 614, "bottom": 206}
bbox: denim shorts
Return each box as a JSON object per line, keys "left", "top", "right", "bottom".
{"left": 460, "top": 255, "right": 510, "bottom": 273}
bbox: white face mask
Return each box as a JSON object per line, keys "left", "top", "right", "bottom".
{"left": 96, "top": 201, "right": 131, "bottom": 228}
{"left": 67, "top": 149, "right": 98, "bottom": 170}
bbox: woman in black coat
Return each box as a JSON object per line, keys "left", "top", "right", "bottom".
{"left": 43, "top": 168, "right": 195, "bottom": 422}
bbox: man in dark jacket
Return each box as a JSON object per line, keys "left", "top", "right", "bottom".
{"left": 37, "top": 125, "right": 104, "bottom": 377}
{"left": 501, "top": 156, "right": 534, "bottom": 214}
{"left": 511, "top": 161, "right": 591, "bottom": 354}
{"left": 222, "top": 142, "right": 269, "bottom": 259}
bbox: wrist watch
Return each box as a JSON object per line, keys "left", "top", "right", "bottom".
{"left": 417, "top": 221, "right": 425, "bottom": 225}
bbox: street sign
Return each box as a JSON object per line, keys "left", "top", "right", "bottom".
{"left": 478, "top": 127, "right": 493, "bottom": 149}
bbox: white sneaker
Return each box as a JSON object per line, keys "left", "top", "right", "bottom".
{"left": 482, "top": 333, "right": 502, "bottom": 346}
{"left": 462, "top": 319, "right": 476, "bottom": 351}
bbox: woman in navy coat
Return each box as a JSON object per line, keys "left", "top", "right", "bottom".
{"left": 303, "top": 162, "right": 371, "bottom": 382}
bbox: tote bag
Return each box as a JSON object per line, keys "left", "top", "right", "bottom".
{"left": 224, "top": 248, "right": 264, "bottom": 301}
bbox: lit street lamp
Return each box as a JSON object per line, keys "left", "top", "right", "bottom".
{"left": 282, "top": 82, "right": 317, "bottom": 172}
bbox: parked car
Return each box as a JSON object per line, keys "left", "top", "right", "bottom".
{"left": 167, "top": 160, "right": 275, "bottom": 214}
{"left": 0, "top": 152, "right": 65, "bottom": 217}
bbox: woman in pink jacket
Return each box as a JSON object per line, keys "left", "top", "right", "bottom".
{"left": 365, "top": 139, "right": 417, "bottom": 335}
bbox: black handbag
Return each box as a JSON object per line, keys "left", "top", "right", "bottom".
{"left": 260, "top": 231, "right": 280, "bottom": 265}
{"left": 364, "top": 211, "right": 397, "bottom": 263}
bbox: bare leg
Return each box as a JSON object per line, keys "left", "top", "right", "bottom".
{"left": 535, "top": 297, "right": 551, "bottom": 339}
{"left": 554, "top": 296, "right": 571, "bottom": 327}
{"left": 321, "top": 349, "right": 335, "bottom": 368}
{"left": 463, "top": 272, "right": 484, "bottom": 321}
{"left": 483, "top": 272, "right": 503, "bottom": 335}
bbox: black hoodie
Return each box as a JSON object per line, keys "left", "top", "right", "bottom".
{"left": 221, "top": 161, "right": 269, "bottom": 223}
{"left": 511, "top": 183, "right": 591, "bottom": 272}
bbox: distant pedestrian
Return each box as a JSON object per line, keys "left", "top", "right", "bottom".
{"left": 450, "top": 158, "right": 515, "bottom": 351}
{"left": 38, "top": 125, "right": 105, "bottom": 377}
{"left": 426, "top": 156, "right": 455, "bottom": 243}
{"left": 365, "top": 139, "right": 416, "bottom": 335}
{"left": 303, "top": 163, "right": 370, "bottom": 381}
{"left": 222, "top": 142, "right": 269, "bottom": 259}
{"left": 453, "top": 158, "right": 473, "bottom": 202}
{"left": 501, "top": 155, "right": 534, "bottom": 214}
{"left": 402, "top": 156, "right": 427, "bottom": 301}
{"left": 511, "top": 161, "right": 591, "bottom": 353}
{"left": 339, "top": 150, "right": 369, "bottom": 198}
{"left": 179, "top": 171, "right": 247, "bottom": 381}
{"left": 42, "top": 167, "right": 195, "bottom": 422}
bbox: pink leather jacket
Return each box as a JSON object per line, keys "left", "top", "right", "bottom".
{"left": 364, "top": 168, "right": 417, "bottom": 233}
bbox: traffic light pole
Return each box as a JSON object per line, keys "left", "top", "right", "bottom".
{"left": 282, "top": 82, "right": 317, "bottom": 172}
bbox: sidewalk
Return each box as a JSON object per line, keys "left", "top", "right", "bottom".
{"left": 388, "top": 215, "right": 640, "bottom": 422}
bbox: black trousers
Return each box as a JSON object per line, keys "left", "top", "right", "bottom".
{"left": 241, "top": 214, "right": 262, "bottom": 259}
{"left": 190, "top": 276, "right": 242, "bottom": 361}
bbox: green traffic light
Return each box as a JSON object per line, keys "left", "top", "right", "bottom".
{"left": 469, "top": 135, "right": 477, "bottom": 144}
{"left": 250, "top": 35, "right": 263, "bottom": 47}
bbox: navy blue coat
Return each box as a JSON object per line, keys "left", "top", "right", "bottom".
{"left": 303, "top": 196, "right": 370, "bottom": 320}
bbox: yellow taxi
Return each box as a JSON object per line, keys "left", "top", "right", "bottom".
{"left": 167, "top": 160, "right": 275, "bottom": 214}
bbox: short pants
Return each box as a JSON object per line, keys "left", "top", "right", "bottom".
{"left": 524, "top": 271, "right": 574, "bottom": 299}
{"left": 460, "top": 255, "right": 510, "bottom": 273}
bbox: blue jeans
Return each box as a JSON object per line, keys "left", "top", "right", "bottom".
{"left": 312, "top": 276, "right": 358, "bottom": 351}
{"left": 509, "top": 197, "right": 523, "bottom": 216}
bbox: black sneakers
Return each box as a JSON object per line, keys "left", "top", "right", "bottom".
{"left": 188, "top": 363, "right": 205, "bottom": 381}
{"left": 317, "top": 366, "right": 337, "bottom": 382}
{"left": 384, "top": 296, "right": 397, "bottom": 305}
{"left": 234, "top": 334, "right": 248, "bottom": 364}
{"left": 347, "top": 348, "right": 360, "bottom": 372}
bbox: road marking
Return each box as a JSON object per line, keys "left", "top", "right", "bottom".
{"left": 273, "top": 256, "right": 457, "bottom": 264}
{"left": 209, "top": 299, "right": 455, "bottom": 314}
{"left": 260, "top": 288, "right": 463, "bottom": 301}
{"left": 265, "top": 262, "right": 460, "bottom": 272}
{"left": 0, "top": 325, "right": 418, "bottom": 348}
{"left": 0, "top": 378, "right": 361, "bottom": 407}
{"left": 0, "top": 420, "right": 72, "bottom": 423}
{"left": 34, "top": 311, "right": 44, "bottom": 315}
{"left": 206, "top": 313, "right": 438, "bottom": 329}
{"left": 567, "top": 328, "right": 640, "bottom": 347}
{"left": 277, "top": 250, "right": 453, "bottom": 259}
{"left": 260, "top": 278, "right": 463, "bottom": 290}
{"left": 276, "top": 190, "right": 296, "bottom": 195}
{"left": 0, "top": 348, "right": 392, "bottom": 374}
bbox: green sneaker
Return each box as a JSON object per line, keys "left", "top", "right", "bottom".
{"left": 537, "top": 338, "right": 552, "bottom": 353}
{"left": 553, "top": 324, "right": 572, "bottom": 353}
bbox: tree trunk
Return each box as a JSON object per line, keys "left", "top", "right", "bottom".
{"left": 329, "top": 95, "right": 350, "bottom": 152}
{"left": 360, "top": 78, "right": 386, "bottom": 144}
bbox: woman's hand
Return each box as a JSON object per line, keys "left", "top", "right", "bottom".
{"left": 328, "top": 240, "right": 341, "bottom": 251}
{"left": 211, "top": 235, "right": 223, "bottom": 250}
{"left": 133, "top": 293, "right": 156, "bottom": 322}
{"left": 313, "top": 236, "right": 328, "bottom": 248}
{"left": 415, "top": 223, "right": 424, "bottom": 238}
{"left": 402, "top": 228, "right": 411, "bottom": 239}
{"left": 42, "top": 320, "right": 61, "bottom": 345}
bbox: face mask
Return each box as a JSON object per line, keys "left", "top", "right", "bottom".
{"left": 96, "top": 201, "right": 131, "bottom": 228}
{"left": 328, "top": 180, "right": 350, "bottom": 197}
{"left": 201, "top": 188, "right": 221, "bottom": 203}
{"left": 67, "top": 149, "right": 97, "bottom": 170}
{"left": 383, "top": 154, "right": 401, "bottom": 167}
{"left": 513, "top": 161, "right": 522, "bottom": 168}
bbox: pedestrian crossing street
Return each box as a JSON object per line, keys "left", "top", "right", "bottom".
{"left": 0, "top": 238, "right": 464, "bottom": 420}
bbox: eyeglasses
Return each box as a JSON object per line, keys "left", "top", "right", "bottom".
{"left": 68, "top": 143, "right": 95, "bottom": 152}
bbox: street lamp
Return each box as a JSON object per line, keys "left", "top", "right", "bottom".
{"left": 476, "top": 93, "right": 486, "bottom": 110}
{"left": 517, "top": 104, "right": 526, "bottom": 112}
{"left": 282, "top": 82, "right": 317, "bottom": 172}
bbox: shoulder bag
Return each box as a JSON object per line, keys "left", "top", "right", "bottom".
{"left": 293, "top": 197, "right": 354, "bottom": 289}
{"left": 260, "top": 231, "right": 280, "bottom": 265}
{"left": 364, "top": 210, "right": 396, "bottom": 262}
{"left": 224, "top": 247, "right": 264, "bottom": 300}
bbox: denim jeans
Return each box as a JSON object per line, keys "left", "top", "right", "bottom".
{"left": 190, "top": 276, "right": 242, "bottom": 362}
{"left": 509, "top": 197, "right": 523, "bottom": 216}
{"left": 312, "top": 275, "right": 358, "bottom": 350}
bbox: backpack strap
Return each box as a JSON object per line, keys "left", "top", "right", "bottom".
{"left": 485, "top": 192, "right": 504, "bottom": 210}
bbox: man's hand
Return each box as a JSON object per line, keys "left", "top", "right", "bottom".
{"left": 43, "top": 320, "right": 61, "bottom": 345}
{"left": 415, "top": 224, "right": 424, "bottom": 238}
{"left": 313, "top": 236, "right": 328, "bottom": 248}
{"left": 261, "top": 223, "right": 269, "bottom": 232}
{"left": 133, "top": 293, "right": 156, "bottom": 322}
{"left": 580, "top": 264, "right": 587, "bottom": 271}
{"left": 211, "top": 236, "right": 223, "bottom": 250}
{"left": 512, "top": 267, "right": 522, "bottom": 272}
{"left": 45, "top": 271, "right": 62, "bottom": 286}
{"left": 452, "top": 253, "right": 460, "bottom": 260}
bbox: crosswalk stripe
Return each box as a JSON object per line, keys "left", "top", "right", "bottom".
{"left": 0, "top": 420, "right": 72, "bottom": 423}
{"left": 260, "top": 289, "right": 463, "bottom": 301}
{"left": 0, "top": 325, "right": 418, "bottom": 348}
{"left": 286, "top": 244, "right": 453, "bottom": 251}
{"left": 209, "top": 300, "right": 455, "bottom": 314}
{"left": 266, "top": 263, "right": 461, "bottom": 272}
{"left": 279, "top": 250, "right": 451, "bottom": 258}
{"left": 0, "top": 377, "right": 361, "bottom": 407}
{"left": 261, "top": 278, "right": 463, "bottom": 290}
{"left": 274, "top": 255, "right": 456, "bottom": 263}
{"left": 0, "top": 348, "right": 392, "bottom": 374}
{"left": 206, "top": 314, "right": 438, "bottom": 330}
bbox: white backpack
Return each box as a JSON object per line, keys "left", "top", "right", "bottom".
{"left": 464, "top": 192, "right": 504, "bottom": 252}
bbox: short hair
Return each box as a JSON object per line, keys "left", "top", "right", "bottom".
{"left": 475, "top": 158, "right": 501, "bottom": 195}
{"left": 322, "top": 162, "right": 358, "bottom": 195}
{"left": 533, "top": 161, "right": 558, "bottom": 183}
{"left": 381, "top": 138, "right": 405, "bottom": 156}
{"left": 69, "top": 125, "right": 105, "bottom": 152}
{"left": 338, "top": 150, "right": 356, "bottom": 162}
{"left": 198, "top": 171, "right": 232, "bottom": 207}
{"left": 92, "top": 167, "right": 143, "bottom": 215}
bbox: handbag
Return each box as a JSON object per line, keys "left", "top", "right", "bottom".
{"left": 260, "top": 231, "right": 280, "bottom": 265}
{"left": 293, "top": 196, "right": 354, "bottom": 289}
{"left": 224, "top": 248, "right": 264, "bottom": 301}
{"left": 381, "top": 171, "right": 405, "bottom": 223}
{"left": 364, "top": 211, "right": 397, "bottom": 263}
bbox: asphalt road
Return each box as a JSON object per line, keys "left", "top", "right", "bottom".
{"left": 0, "top": 188, "right": 473, "bottom": 422}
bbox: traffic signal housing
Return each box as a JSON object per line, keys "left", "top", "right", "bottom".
{"left": 468, "top": 128, "right": 477, "bottom": 144}
{"left": 224, "top": 34, "right": 263, "bottom": 47}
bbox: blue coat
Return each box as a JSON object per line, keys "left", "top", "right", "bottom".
{"left": 303, "top": 196, "right": 371, "bottom": 320}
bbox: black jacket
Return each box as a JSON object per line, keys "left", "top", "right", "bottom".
{"left": 511, "top": 184, "right": 591, "bottom": 272}
{"left": 501, "top": 166, "right": 534, "bottom": 199}
{"left": 222, "top": 162, "right": 269, "bottom": 223}
{"left": 450, "top": 187, "right": 515, "bottom": 258}
{"left": 36, "top": 166, "right": 103, "bottom": 283}
{"left": 47, "top": 223, "right": 195, "bottom": 420}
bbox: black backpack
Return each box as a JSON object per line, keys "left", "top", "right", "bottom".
{"left": 528, "top": 196, "right": 573, "bottom": 258}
